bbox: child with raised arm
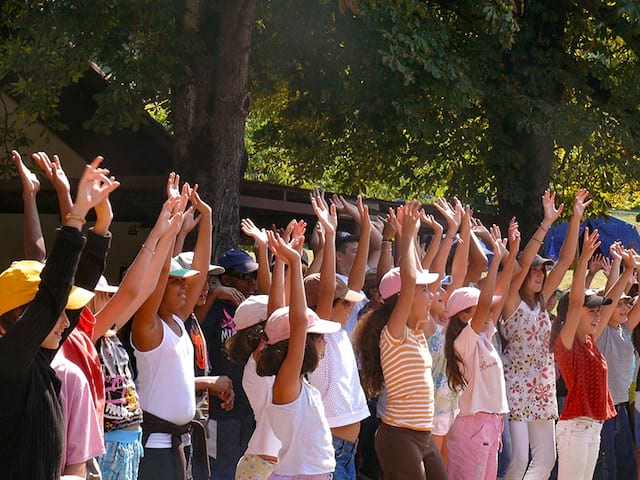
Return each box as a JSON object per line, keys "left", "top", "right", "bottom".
{"left": 353, "top": 201, "right": 446, "bottom": 480}
{"left": 0, "top": 157, "right": 118, "bottom": 479}
{"left": 550, "top": 228, "right": 619, "bottom": 479}
{"left": 444, "top": 223, "right": 517, "bottom": 480}
{"left": 256, "top": 229, "right": 340, "bottom": 479}
{"left": 500, "top": 189, "right": 590, "bottom": 480}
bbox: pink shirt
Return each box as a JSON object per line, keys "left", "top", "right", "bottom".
{"left": 52, "top": 353, "right": 105, "bottom": 470}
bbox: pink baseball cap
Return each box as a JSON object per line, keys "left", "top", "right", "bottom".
{"left": 264, "top": 306, "right": 341, "bottom": 345}
{"left": 233, "top": 295, "right": 269, "bottom": 330}
{"left": 378, "top": 267, "right": 439, "bottom": 300}
{"left": 446, "top": 286, "right": 480, "bottom": 317}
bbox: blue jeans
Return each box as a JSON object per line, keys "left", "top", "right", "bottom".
{"left": 332, "top": 436, "right": 357, "bottom": 480}
{"left": 593, "top": 403, "right": 638, "bottom": 480}
{"left": 208, "top": 416, "right": 255, "bottom": 480}
{"left": 497, "top": 413, "right": 512, "bottom": 477}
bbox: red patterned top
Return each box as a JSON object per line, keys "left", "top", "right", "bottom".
{"left": 554, "top": 335, "right": 616, "bottom": 421}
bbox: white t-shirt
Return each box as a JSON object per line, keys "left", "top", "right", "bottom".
{"left": 134, "top": 316, "right": 196, "bottom": 447}
{"left": 336, "top": 273, "right": 368, "bottom": 334}
{"left": 454, "top": 323, "right": 508, "bottom": 416}
{"left": 267, "top": 380, "right": 335, "bottom": 475}
{"left": 308, "top": 329, "right": 369, "bottom": 428}
{"left": 242, "top": 355, "right": 281, "bottom": 457}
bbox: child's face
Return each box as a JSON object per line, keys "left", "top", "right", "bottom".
{"left": 578, "top": 306, "right": 601, "bottom": 337}
{"left": 313, "top": 334, "right": 326, "bottom": 358}
{"left": 41, "top": 312, "right": 70, "bottom": 349}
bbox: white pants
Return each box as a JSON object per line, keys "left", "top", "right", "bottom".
{"left": 556, "top": 418, "right": 603, "bottom": 480}
{"left": 503, "top": 419, "right": 556, "bottom": 480}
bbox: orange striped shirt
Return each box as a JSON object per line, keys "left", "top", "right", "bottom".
{"left": 380, "top": 326, "right": 434, "bottom": 431}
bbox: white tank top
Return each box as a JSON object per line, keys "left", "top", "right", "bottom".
{"left": 134, "top": 316, "right": 195, "bottom": 447}
{"left": 242, "top": 355, "right": 281, "bottom": 457}
{"left": 267, "top": 380, "right": 336, "bottom": 475}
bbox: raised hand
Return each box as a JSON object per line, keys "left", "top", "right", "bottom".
{"left": 166, "top": 172, "right": 181, "bottom": 199}
{"left": 401, "top": 200, "right": 422, "bottom": 239}
{"left": 507, "top": 219, "right": 521, "bottom": 255}
{"left": 572, "top": 188, "right": 592, "bottom": 218}
{"left": 311, "top": 189, "right": 337, "bottom": 234}
{"left": 541, "top": 190, "right": 563, "bottom": 225}
{"left": 32, "top": 151, "right": 70, "bottom": 195}
{"left": 357, "top": 195, "right": 371, "bottom": 231}
{"left": 241, "top": 217, "right": 269, "bottom": 248}
{"left": 73, "top": 157, "right": 120, "bottom": 214}
{"left": 331, "top": 194, "right": 359, "bottom": 220}
{"left": 488, "top": 224, "right": 507, "bottom": 262}
{"left": 434, "top": 197, "right": 462, "bottom": 233}
{"left": 13, "top": 151, "right": 40, "bottom": 194}
{"left": 267, "top": 230, "right": 303, "bottom": 266}
{"left": 580, "top": 227, "right": 600, "bottom": 262}
{"left": 382, "top": 213, "right": 397, "bottom": 241}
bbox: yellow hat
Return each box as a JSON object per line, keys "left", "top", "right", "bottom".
{"left": 0, "top": 260, "right": 94, "bottom": 317}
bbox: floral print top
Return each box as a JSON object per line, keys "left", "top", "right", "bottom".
{"left": 499, "top": 300, "right": 558, "bottom": 421}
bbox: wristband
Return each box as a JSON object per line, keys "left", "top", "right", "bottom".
{"left": 65, "top": 213, "right": 86, "bottom": 225}
{"left": 142, "top": 244, "right": 156, "bottom": 255}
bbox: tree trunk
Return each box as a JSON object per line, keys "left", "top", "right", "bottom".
{"left": 171, "top": 0, "right": 257, "bottom": 261}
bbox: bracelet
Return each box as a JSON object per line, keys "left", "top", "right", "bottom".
{"left": 539, "top": 223, "right": 550, "bottom": 232}
{"left": 142, "top": 244, "right": 156, "bottom": 255}
{"left": 64, "top": 213, "right": 86, "bottom": 225}
{"left": 382, "top": 239, "right": 393, "bottom": 244}
{"left": 445, "top": 233, "right": 456, "bottom": 239}
{"left": 531, "top": 237, "right": 544, "bottom": 244}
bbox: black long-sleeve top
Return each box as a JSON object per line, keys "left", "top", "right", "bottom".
{"left": 0, "top": 226, "right": 110, "bottom": 480}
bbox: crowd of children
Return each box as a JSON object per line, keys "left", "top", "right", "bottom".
{"left": 2, "top": 149, "right": 640, "bottom": 480}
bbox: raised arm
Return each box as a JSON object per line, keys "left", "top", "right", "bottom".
{"left": 346, "top": 196, "right": 371, "bottom": 293}
{"left": 178, "top": 186, "right": 212, "bottom": 320}
{"left": 386, "top": 201, "right": 422, "bottom": 339}
{"left": 269, "top": 232, "right": 306, "bottom": 405}
{"left": 13, "top": 151, "right": 46, "bottom": 262}
{"left": 490, "top": 222, "right": 520, "bottom": 321}
{"left": 543, "top": 189, "right": 591, "bottom": 300}
{"left": 430, "top": 197, "right": 462, "bottom": 282}
{"left": 32, "top": 151, "right": 73, "bottom": 219}
{"left": 558, "top": 228, "right": 600, "bottom": 350}
{"left": 420, "top": 213, "right": 443, "bottom": 271}
{"left": 444, "top": 205, "right": 471, "bottom": 301}
{"left": 593, "top": 249, "right": 636, "bottom": 340}
{"left": 469, "top": 225, "right": 504, "bottom": 333}
{"left": 376, "top": 214, "right": 397, "bottom": 283}
{"left": 311, "top": 191, "right": 338, "bottom": 321}
{"left": 241, "top": 217, "right": 271, "bottom": 294}
{"left": 92, "top": 198, "right": 182, "bottom": 340}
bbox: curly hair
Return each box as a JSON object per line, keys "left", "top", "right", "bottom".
{"left": 256, "top": 333, "right": 321, "bottom": 377}
{"left": 444, "top": 311, "right": 472, "bottom": 392}
{"left": 225, "top": 321, "right": 266, "bottom": 365}
{"left": 352, "top": 296, "right": 397, "bottom": 398}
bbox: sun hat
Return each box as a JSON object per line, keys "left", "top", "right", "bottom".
{"left": 0, "top": 260, "right": 94, "bottom": 317}
{"left": 233, "top": 295, "right": 269, "bottom": 330}
{"left": 446, "top": 286, "right": 481, "bottom": 318}
{"left": 556, "top": 289, "right": 613, "bottom": 319}
{"left": 174, "top": 251, "right": 224, "bottom": 275}
{"left": 217, "top": 248, "right": 259, "bottom": 274}
{"left": 95, "top": 275, "right": 118, "bottom": 293}
{"left": 378, "top": 267, "right": 439, "bottom": 300}
{"left": 169, "top": 257, "right": 200, "bottom": 278}
{"left": 264, "top": 306, "right": 341, "bottom": 345}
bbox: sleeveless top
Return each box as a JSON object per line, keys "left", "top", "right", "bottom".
{"left": 500, "top": 300, "right": 558, "bottom": 421}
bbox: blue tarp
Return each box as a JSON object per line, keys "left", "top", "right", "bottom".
{"left": 544, "top": 216, "right": 640, "bottom": 261}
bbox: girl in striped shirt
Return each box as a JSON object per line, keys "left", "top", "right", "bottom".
{"left": 354, "top": 201, "right": 447, "bottom": 480}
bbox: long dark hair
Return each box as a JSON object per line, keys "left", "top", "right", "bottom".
{"left": 548, "top": 310, "right": 565, "bottom": 353}
{"left": 225, "top": 321, "right": 266, "bottom": 365}
{"left": 444, "top": 310, "right": 473, "bottom": 392}
{"left": 256, "top": 333, "right": 321, "bottom": 377}
{"left": 352, "top": 295, "right": 398, "bottom": 398}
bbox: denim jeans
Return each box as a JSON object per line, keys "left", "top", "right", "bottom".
{"left": 593, "top": 403, "right": 638, "bottom": 480}
{"left": 332, "top": 436, "right": 357, "bottom": 480}
{"left": 497, "top": 413, "right": 512, "bottom": 477}
{"left": 208, "top": 416, "right": 255, "bottom": 480}
{"left": 556, "top": 417, "right": 603, "bottom": 480}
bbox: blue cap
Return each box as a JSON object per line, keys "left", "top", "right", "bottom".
{"left": 217, "top": 248, "right": 259, "bottom": 274}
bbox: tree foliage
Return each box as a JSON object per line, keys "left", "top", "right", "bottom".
{"left": 248, "top": 0, "right": 640, "bottom": 233}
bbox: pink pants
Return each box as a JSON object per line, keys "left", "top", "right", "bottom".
{"left": 446, "top": 412, "right": 503, "bottom": 480}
